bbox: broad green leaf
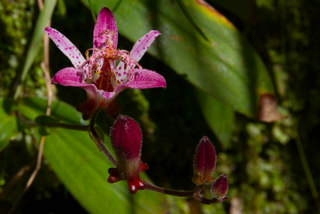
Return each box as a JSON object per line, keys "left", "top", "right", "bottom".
{"left": 13, "top": 0, "right": 57, "bottom": 99}
{"left": 197, "top": 91, "right": 234, "bottom": 149}
{"left": 81, "top": 0, "right": 275, "bottom": 119}
{"left": 19, "top": 97, "right": 170, "bottom": 213}
{"left": 45, "top": 129, "right": 169, "bottom": 214}
{"left": 0, "top": 98, "right": 17, "bottom": 151}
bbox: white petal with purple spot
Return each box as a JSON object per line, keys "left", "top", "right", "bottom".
{"left": 45, "top": 27, "right": 86, "bottom": 69}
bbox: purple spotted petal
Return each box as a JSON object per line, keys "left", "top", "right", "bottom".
{"left": 51, "top": 67, "right": 84, "bottom": 86}
{"left": 115, "top": 61, "right": 134, "bottom": 84}
{"left": 51, "top": 67, "right": 98, "bottom": 95}
{"left": 130, "top": 30, "right": 160, "bottom": 62}
{"left": 113, "top": 68, "right": 166, "bottom": 93}
{"left": 115, "top": 30, "right": 160, "bottom": 77}
{"left": 93, "top": 8, "right": 118, "bottom": 49}
{"left": 45, "top": 27, "right": 85, "bottom": 68}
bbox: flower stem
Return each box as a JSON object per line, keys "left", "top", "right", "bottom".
{"left": 17, "top": 112, "right": 89, "bottom": 131}
{"left": 144, "top": 181, "right": 220, "bottom": 204}
{"left": 43, "top": 122, "right": 89, "bottom": 131}
{"left": 91, "top": 132, "right": 117, "bottom": 167}
{"left": 143, "top": 180, "right": 195, "bottom": 197}
{"left": 89, "top": 109, "right": 117, "bottom": 167}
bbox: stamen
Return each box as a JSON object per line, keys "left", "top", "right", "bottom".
{"left": 82, "top": 45, "right": 142, "bottom": 87}
{"left": 85, "top": 48, "right": 100, "bottom": 60}
{"left": 113, "top": 72, "right": 120, "bottom": 85}
{"left": 86, "top": 50, "right": 90, "bottom": 59}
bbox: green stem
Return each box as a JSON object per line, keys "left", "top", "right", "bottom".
{"left": 144, "top": 179, "right": 221, "bottom": 204}
{"left": 17, "top": 113, "right": 89, "bottom": 131}
{"left": 143, "top": 180, "right": 195, "bottom": 197}
{"left": 43, "top": 122, "right": 89, "bottom": 131}
{"left": 89, "top": 110, "right": 117, "bottom": 166}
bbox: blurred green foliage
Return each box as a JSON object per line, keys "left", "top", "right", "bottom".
{"left": 0, "top": 0, "right": 47, "bottom": 97}
{"left": 1, "top": 0, "right": 320, "bottom": 213}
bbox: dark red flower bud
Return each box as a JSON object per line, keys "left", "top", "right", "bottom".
{"left": 192, "top": 136, "right": 216, "bottom": 185}
{"left": 212, "top": 174, "right": 228, "bottom": 201}
{"left": 108, "top": 115, "right": 146, "bottom": 194}
{"left": 110, "top": 115, "right": 142, "bottom": 160}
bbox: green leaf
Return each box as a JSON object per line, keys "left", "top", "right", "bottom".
{"left": 13, "top": 0, "right": 57, "bottom": 99}
{"left": 19, "top": 97, "right": 85, "bottom": 125}
{"left": 18, "top": 97, "right": 169, "bottom": 213}
{"left": 197, "top": 90, "right": 234, "bottom": 149}
{"left": 81, "top": 0, "right": 275, "bottom": 119}
{"left": 0, "top": 98, "right": 17, "bottom": 151}
{"left": 45, "top": 129, "right": 169, "bottom": 213}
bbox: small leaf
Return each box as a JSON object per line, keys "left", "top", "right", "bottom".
{"left": 37, "top": 127, "right": 50, "bottom": 136}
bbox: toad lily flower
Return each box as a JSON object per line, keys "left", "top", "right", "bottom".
{"left": 45, "top": 7, "right": 166, "bottom": 119}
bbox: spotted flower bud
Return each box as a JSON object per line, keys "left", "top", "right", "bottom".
{"left": 108, "top": 115, "right": 148, "bottom": 194}
{"left": 212, "top": 174, "right": 228, "bottom": 202}
{"left": 192, "top": 136, "right": 216, "bottom": 185}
